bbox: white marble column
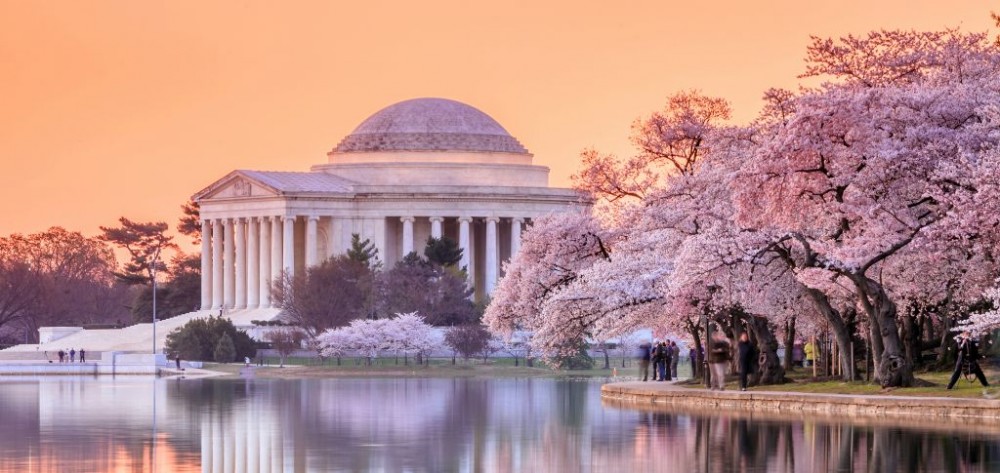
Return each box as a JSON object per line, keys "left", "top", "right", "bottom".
{"left": 259, "top": 218, "right": 271, "bottom": 309}
{"left": 283, "top": 216, "right": 295, "bottom": 276}
{"left": 212, "top": 220, "right": 223, "bottom": 310}
{"left": 270, "top": 216, "right": 282, "bottom": 307}
{"left": 430, "top": 216, "right": 443, "bottom": 239}
{"left": 401, "top": 216, "right": 415, "bottom": 256}
{"left": 305, "top": 216, "right": 319, "bottom": 268}
{"left": 247, "top": 218, "right": 259, "bottom": 309}
{"left": 235, "top": 218, "right": 247, "bottom": 309}
{"left": 485, "top": 217, "right": 499, "bottom": 295}
{"left": 340, "top": 218, "right": 354, "bottom": 253}
{"left": 458, "top": 217, "right": 471, "bottom": 273}
{"left": 511, "top": 217, "right": 524, "bottom": 257}
{"left": 224, "top": 218, "right": 236, "bottom": 309}
{"left": 327, "top": 218, "right": 338, "bottom": 258}
{"left": 201, "top": 219, "right": 212, "bottom": 310}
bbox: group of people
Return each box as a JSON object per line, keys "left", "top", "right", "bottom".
{"left": 637, "top": 340, "right": 681, "bottom": 382}
{"left": 54, "top": 348, "right": 85, "bottom": 363}
{"left": 636, "top": 331, "right": 760, "bottom": 391}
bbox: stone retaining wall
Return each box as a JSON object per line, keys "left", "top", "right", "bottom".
{"left": 602, "top": 382, "right": 1000, "bottom": 429}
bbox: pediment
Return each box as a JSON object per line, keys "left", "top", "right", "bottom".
{"left": 193, "top": 172, "right": 279, "bottom": 201}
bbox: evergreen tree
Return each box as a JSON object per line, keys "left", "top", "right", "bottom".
{"left": 213, "top": 332, "right": 236, "bottom": 363}
{"left": 176, "top": 200, "right": 201, "bottom": 245}
{"left": 424, "top": 236, "right": 463, "bottom": 268}
{"left": 98, "top": 217, "right": 176, "bottom": 285}
{"left": 347, "top": 234, "right": 381, "bottom": 269}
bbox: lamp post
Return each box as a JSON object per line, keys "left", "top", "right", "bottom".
{"left": 150, "top": 247, "right": 162, "bottom": 358}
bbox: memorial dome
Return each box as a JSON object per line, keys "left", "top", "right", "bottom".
{"left": 331, "top": 98, "right": 529, "bottom": 154}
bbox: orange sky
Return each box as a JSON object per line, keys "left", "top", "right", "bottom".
{"left": 0, "top": 1, "right": 995, "bottom": 246}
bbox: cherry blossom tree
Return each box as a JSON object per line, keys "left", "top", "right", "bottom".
{"left": 734, "top": 29, "right": 1000, "bottom": 386}
{"left": 318, "top": 312, "right": 441, "bottom": 365}
{"left": 384, "top": 312, "right": 439, "bottom": 364}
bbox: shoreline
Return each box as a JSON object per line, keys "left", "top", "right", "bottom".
{"left": 601, "top": 381, "right": 1000, "bottom": 427}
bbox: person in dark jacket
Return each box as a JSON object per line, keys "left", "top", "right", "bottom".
{"left": 948, "top": 331, "right": 990, "bottom": 389}
{"left": 637, "top": 342, "right": 652, "bottom": 381}
{"left": 737, "top": 333, "right": 756, "bottom": 391}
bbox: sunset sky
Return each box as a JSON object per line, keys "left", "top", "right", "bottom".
{"left": 1, "top": 1, "right": 995, "bottom": 245}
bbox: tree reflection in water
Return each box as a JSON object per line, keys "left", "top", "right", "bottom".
{"left": 622, "top": 407, "right": 1000, "bottom": 473}
{"left": 0, "top": 377, "right": 997, "bottom": 472}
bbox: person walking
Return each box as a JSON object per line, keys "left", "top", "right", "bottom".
{"left": 804, "top": 338, "right": 815, "bottom": 367}
{"left": 709, "top": 332, "right": 732, "bottom": 390}
{"left": 57, "top": 350, "right": 64, "bottom": 363}
{"left": 79, "top": 349, "right": 85, "bottom": 363}
{"left": 948, "top": 331, "right": 990, "bottom": 389}
{"left": 737, "top": 333, "right": 756, "bottom": 391}
{"left": 670, "top": 341, "right": 680, "bottom": 379}
{"left": 637, "top": 342, "right": 652, "bottom": 381}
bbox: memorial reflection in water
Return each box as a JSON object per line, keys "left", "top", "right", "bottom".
{"left": 0, "top": 377, "right": 996, "bottom": 472}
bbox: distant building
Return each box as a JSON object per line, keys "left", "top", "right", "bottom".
{"left": 193, "top": 98, "right": 587, "bottom": 305}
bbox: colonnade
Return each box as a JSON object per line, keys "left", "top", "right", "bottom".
{"left": 199, "top": 215, "right": 525, "bottom": 310}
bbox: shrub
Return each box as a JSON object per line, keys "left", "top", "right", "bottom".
{"left": 164, "top": 315, "right": 255, "bottom": 362}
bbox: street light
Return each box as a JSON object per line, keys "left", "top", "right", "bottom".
{"left": 150, "top": 247, "right": 163, "bottom": 358}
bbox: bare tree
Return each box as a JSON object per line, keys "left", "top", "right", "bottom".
{"left": 266, "top": 328, "right": 305, "bottom": 367}
{"left": 272, "top": 256, "right": 372, "bottom": 339}
{"left": 444, "top": 324, "right": 491, "bottom": 361}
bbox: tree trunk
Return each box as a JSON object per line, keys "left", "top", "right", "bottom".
{"left": 744, "top": 314, "right": 785, "bottom": 385}
{"left": 902, "top": 312, "right": 922, "bottom": 370}
{"left": 783, "top": 318, "right": 796, "bottom": 372}
{"left": 804, "top": 288, "right": 854, "bottom": 380}
{"left": 686, "top": 320, "right": 703, "bottom": 378}
{"left": 855, "top": 277, "right": 913, "bottom": 387}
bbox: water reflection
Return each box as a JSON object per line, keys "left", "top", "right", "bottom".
{"left": 603, "top": 401, "right": 1000, "bottom": 473}
{"left": 0, "top": 377, "right": 997, "bottom": 472}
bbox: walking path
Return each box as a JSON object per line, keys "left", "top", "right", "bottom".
{"left": 602, "top": 381, "right": 1000, "bottom": 430}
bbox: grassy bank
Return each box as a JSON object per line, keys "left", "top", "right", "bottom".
{"left": 678, "top": 367, "right": 1000, "bottom": 399}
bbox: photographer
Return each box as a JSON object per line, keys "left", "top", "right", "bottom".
{"left": 947, "top": 331, "right": 990, "bottom": 389}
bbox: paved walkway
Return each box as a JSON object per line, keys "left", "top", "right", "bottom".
{"left": 602, "top": 381, "right": 1000, "bottom": 429}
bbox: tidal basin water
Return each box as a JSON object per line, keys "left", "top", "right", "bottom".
{"left": 0, "top": 376, "right": 997, "bottom": 472}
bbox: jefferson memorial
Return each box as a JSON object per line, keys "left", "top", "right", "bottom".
{"left": 194, "top": 97, "right": 586, "bottom": 306}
